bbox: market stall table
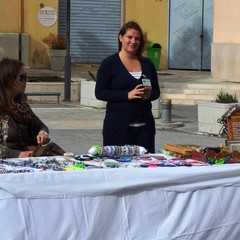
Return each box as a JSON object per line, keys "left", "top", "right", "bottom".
{"left": 0, "top": 163, "right": 240, "bottom": 239}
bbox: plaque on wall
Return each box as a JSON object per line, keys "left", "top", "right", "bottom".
{"left": 38, "top": 6, "right": 57, "bottom": 27}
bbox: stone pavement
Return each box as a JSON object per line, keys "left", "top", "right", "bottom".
{"left": 31, "top": 103, "right": 224, "bottom": 155}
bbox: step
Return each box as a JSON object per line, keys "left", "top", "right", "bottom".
{"left": 163, "top": 88, "right": 221, "bottom": 95}
{"left": 161, "top": 79, "right": 240, "bottom": 105}
{"left": 170, "top": 99, "right": 197, "bottom": 105}
{"left": 162, "top": 93, "right": 216, "bottom": 105}
{"left": 162, "top": 82, "right": 240, "bottom": 90}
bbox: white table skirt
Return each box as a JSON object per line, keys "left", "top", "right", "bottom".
{"left": 1, "top": 164, "right": 240, "bottom": 240}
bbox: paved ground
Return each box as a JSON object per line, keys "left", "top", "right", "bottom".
{"left": 31, "top": 103, "right": 225, "bottom": 155}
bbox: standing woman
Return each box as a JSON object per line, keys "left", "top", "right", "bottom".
{"left": 95, "top": 21, "right": 160, "bottom": 153}
{"left": 0, "top": 58, "right": 49, "bottom": 158}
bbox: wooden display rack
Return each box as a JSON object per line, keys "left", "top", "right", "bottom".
{"left": 163, "top": 144, "right": 201, "bottom": 155}
{"left": 227, "top": 112, "right": 240, "bottom": 140}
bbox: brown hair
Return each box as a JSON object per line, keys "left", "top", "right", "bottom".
{"left": 118, "top": 21, "right": 145, "bottom": 59}
{"left": 0, "top": 58, "right": 24, "bottom": 109}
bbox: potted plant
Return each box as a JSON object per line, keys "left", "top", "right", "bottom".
{"left": 143, "top": 32, "right": 152, "bottom": 57}
{"left": 214, "top": 90, "right": 238, "bottom": 103}
{"left": 42, "top": 33, "right": 67, "bottom": 71}
{"left": 198, "top": 90, "right": 239, "bottom": 135}
{"left": 80, "top": 70, "right": 106, "bottom": 108}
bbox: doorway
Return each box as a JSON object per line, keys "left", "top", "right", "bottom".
{"left": 168, "top": 0, "right": 213, "bottom": 70}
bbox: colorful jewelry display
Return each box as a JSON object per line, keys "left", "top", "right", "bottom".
{"left": 88, "top": 145, "right": 147, "bottom": 157}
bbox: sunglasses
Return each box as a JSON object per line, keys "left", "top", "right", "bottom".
{"left": 16, "top": 73, "right": 28, "bottom": 82}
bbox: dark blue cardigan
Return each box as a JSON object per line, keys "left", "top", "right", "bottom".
{"left": 95, "top": 53, "right": 160, "bottom": 152}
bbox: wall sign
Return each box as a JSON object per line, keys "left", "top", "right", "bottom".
{"left": 38, "top": 6, "right": 57, "bottom": 27}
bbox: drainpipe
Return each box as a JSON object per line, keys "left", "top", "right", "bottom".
{"left": 121, "top": 0, "right": 125, "bottom": 25}
{"left": 64, "top": 0, "right": 71, "bottom": 101}
{"left": 19, "top": 0, "right": 24, "bottom": 61}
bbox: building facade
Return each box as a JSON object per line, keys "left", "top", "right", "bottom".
{"left": 0, "top": 0, "right": 58, "bottom": 68}
{"left": 211, "top": 0, "right": 240, "bottom": 82}
{"left": 1, "top": 0, "right": 235, "bottom": 79}
{"left": 0, "top": 0, "right": 169, "bottom": 69}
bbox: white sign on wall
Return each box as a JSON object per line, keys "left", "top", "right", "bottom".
{"left": 38, "top": 7, "right": 57, "bottom": 27}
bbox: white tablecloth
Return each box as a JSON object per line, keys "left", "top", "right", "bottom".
{"left": 1, "top": 164, "right": 240, "bottom": 240}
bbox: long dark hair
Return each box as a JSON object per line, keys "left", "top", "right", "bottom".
{"left": 0, "top": 58, "right": 24, "bottom": 109}
{"left": 118, "top": 21, "right": 145, "bottom": 59}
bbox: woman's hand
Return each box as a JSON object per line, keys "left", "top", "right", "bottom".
{"left": 19, "top": 151, "right": 34, "bottom": 158}
{"left": 128, "top": 84, "right": 144, "bottom": 100}
{"left": 142, "top": 86, "right": 152, "bottom": 100}
{"left": 37, "top": 131, "right": 49, "bottom": 145}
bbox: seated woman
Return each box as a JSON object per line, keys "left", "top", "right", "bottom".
{"left": 0, "top": 58, "right": 49, "bottom": 158}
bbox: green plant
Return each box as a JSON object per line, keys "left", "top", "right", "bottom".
{"left": 88, "top": 71, "right": 96, "bottom": 81}
{"left": 214, "top": 90, "right": 238, "bottom": 103}
{"left": 143, "top": 32, "right": 152, "bottom": 51}
{"left": 42, "top": 33, "right": 66, "bottom": 49}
